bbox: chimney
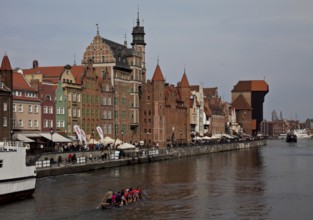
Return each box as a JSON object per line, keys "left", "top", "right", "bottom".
{"left": 33, "top": 60, "right": 39, "bottom": 68}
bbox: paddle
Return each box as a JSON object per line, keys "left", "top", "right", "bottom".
{"left": 96, "top": 195, "right": 107, "bottom": 209}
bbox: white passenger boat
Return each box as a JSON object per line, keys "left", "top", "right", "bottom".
{"left": 293, "top": 129, "right": 312, "bottom": 139}
{"left": 0, "top": 141, "right": 36, "bottom": 204}
{"left": 278, "top": 134, "right": 287, "bottom": 139}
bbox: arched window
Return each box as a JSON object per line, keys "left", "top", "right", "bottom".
{"left": 45, "top": 95, "right": 51, "bottom": 101}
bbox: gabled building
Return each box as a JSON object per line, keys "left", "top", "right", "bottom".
{"left": 140, "top": 64, "right": 166, "bottom": 147}
{"left": 190, "top": 85, "right": 205, "bottom": 136}
{"left": 203, "top": 87, "right": 226, "bottom": 136}
{"left": 60, "top": 65, "right": 84, "bottom": 136}
{"left": 55, "top": 81, "right": 66, "bottom": 133}
{"left": 189, "top": 92, "right": 200, "bottom": 137}
{"left": 12, "top": 71, "right": 41, "bottom": 133}
{"left": 82, "top": 13, "right": 146, "bottom": 143}
{"left": 38, "top": 82, "right": 56, "bottom": 133}
{"left": 93, "top": 65, "right": 115, "bottom": 139}
{"left": 22, "top": 64, "right": 85, "bottom": 137}
{"left": 80, "top": 59, "right": 102, "bottom": 139}
{"left": 141, "top": 64, "right": 190, "bottom": 147}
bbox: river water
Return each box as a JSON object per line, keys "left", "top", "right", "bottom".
{"left": 1, "top": 139, "right": 313, "bottom": 219}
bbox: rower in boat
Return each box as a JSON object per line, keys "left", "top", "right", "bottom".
{"left": 99, "top": 187, "right": 144, "bottom": 209}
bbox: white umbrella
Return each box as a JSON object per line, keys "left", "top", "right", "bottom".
{"left": 117, "top": 143, "right": 136, "bottom": 150}
{"left": 103, "top": 136, "right": 114, "bottom": 145}
{"left": 193, "top": 136, "right": 203, "bottom": 140}
{"left": 212, "top": 134, "right": 222, "bottom": 139}
{"left": 88, "top": 138, "right": 99, "bottom": 144}
{"left": 202, "top": 136, "right": 211, "bottom": 140}
{"left": 114, "top": 138, "right": 123, "bottom": 146}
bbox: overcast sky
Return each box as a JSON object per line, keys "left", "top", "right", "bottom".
{"left": 1, "top": 0, "right": 312, "bottom": 121}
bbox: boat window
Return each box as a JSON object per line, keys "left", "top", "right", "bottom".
{"left": 0, "top": 160, "right": 3, "bottom": 168}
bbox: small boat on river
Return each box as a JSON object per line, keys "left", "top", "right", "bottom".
{"left": 0, "top": 141, "right": 37, "bottom": 204}
{"left": 286, "top": 133, "right": 297, "bottom": 143}
{"left": 99, "top": 188, "right": 144, "bottom": 209}
{"left": 278, "top": 134, "right": 287, "bottom": 140}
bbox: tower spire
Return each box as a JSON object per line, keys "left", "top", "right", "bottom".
{"left": 131, "top": 7, "right": 146, "bottom": 46}
{"left": 124, "top": 33, "right": 127, "bottom": 47}
{"left": 96, "top": 23, "right": 99, "bottom": 35}
{"left": 137, "top": 5, "right": 140, "bottom": 26}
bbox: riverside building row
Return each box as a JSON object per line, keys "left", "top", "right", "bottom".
{"left": 0, "top": 13, "right": 269, "bottom": 148}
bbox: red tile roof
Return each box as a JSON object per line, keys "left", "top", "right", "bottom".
{"left": 22, "top": 65, "right": 85, "bottom": 84}
{"left": 14, "top": 96, "right": 41, "bottom": 102}
{"left": 0, "top": 54, "right": 12, "bottom": 71}
{"left": 23, "top": 66, "right": 64, "bottom": 77}
{"left": 203, "top": 87, "right": 218, "bottom": 98}
{"left": 152, "top": 64, "right": 165, "bottom": 81}
{"left": 71, "top": 65, "right": 85, "bottom": 84}
{"left": 180, "top": 72, "right": 190, "bottom": 88}
{"left": 232, "top": 80, "right": 269, "bottom": 92}
{"left": 13, "top": 72, "right": 37, "bottom": 91}
{"left": 190, "top": 85, "right": 200, "bottom": 92}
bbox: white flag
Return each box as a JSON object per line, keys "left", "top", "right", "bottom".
{"left": 73, "top": 125, "right": 83, "bottom": 143}
{"left": 80, "top": 129, "right": 87, "bottom": 145}
{"left": 96, "top": 126, "right": 104, "bottom": 144}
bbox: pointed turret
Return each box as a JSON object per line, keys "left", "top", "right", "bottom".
{"left": 152, "top": 64, "right": 165, "bottom": 81}
{"left": 0, "top": 53, "right": 13, "bottom": 141}
{"left": 177, "top": 69, "right": 191, "bottom": 144}
{"left": 0, "top": 53, "right": 12, "bottom": 71}
{"left": 0, "top": 53, "right": 13, "bottom": 91}
{"left": 180, "top": 71, "right": 190, "bottom": 88}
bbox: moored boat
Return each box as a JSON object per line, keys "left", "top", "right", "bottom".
{"left": 278, "top": 134, "right": 287, "bottom": 140}
{"left": 293, "top": 129, "right": 312, "bottom": 139}
{"left": 286, "top": 133, "right": 297, "bottom": 143}
{"left": 0, "top": 141, "right": 37, "bottom": 204}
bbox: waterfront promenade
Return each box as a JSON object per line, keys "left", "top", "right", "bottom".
{"left": 31, "top": 139, "right": 266, "bottom": 178}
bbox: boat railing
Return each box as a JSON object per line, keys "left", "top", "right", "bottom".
{"left": 0, "top": 141, "right": 24, "bottom": 151}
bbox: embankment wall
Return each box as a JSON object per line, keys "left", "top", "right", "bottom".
{"left": 35, "top": 140, "right": 266, "bottom": 178}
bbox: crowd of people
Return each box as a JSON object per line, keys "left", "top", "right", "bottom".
{"left": 101, "top": 187, "right": 144, "bottom": 208}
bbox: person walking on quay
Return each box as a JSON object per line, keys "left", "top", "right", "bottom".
{"left": 67, "top": 153, "right": 72, "bottom": 163}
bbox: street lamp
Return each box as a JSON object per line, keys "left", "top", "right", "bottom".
{"left": 92, "top": 129, "right": 95, "bottom": 146}
{"left": 121, "top": 131, "right": 124, "bottom": 143}
{"left": 171, "top": 127, "right": 175, "bottom": 147}
{"left": 50, "top": 128, "right": 54, "bottom": 148}
{"left": 180, "top": 131, "right": 182, "bottom": 145}
{"left": 10, "top": 130, "right": 14, "bottom": 141}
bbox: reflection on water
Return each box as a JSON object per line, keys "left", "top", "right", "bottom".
{"left": 1, "top": 139, "right": 313, "bottom": 219}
